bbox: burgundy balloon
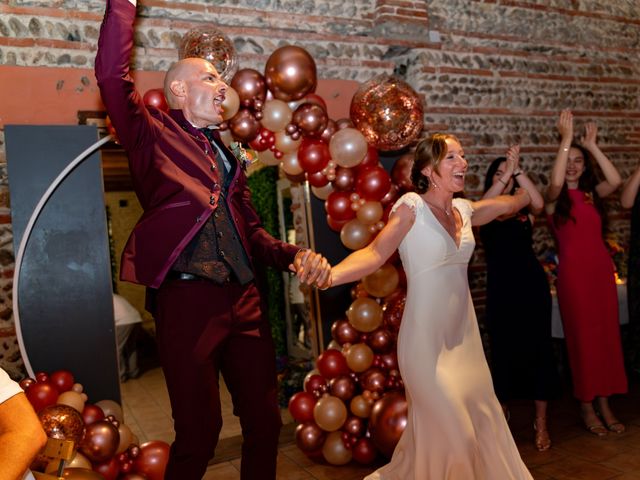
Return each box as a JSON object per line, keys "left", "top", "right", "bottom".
{"left": 368, "top": 328, "right": 393, "bottom": 353}
{"left": 82, "top": 404, "right": 106, "bottom": 425}
{"left": 298, "top": 138, "right": 331, "bottom": 174}
{"left": 19, "top": 378, "right": 36, "bottom": 390}
{"left": 228, "top": 108, "right": 260, "bottom": 142}
{"left": 293, "top": 103, "right": 328, "bottom": 138}
{"left": 342, "top": 415, "right": 365, "bottom": 437}
{"left": 329, "top": 375, "right": 356, "bottom": 401}
{"left": 230, "top": 68, "right": 267, "bottom": 108}
{"left": 383, "top": 294, "right": 406, "bottom": 334}
{"left": 379, "top": 352, "right": 399, "bottom": 371}
{"left": 355, "top": 165, "right": 392, "bottom": 201}
{"left": 133, "top": 441, "right": 170, "bottom": 480}
{"left": 320, "top": 119, "right": 338, "bottom": 143}
{"left": 79, "top": 420, "right": 119, "bottom": 463}
{"left": 316, "top": 349, "right": 349, "bottom": 379}
{"left": 359, "top": 367, "right": 386, "bottom": 393}
{"left": 26, "top": 382, "right": 59, "bottom": 412}
{"left": 335, "top": 117, "right": 354, "bottom": 130}
{"left": 93, "top": 456, "right": 120, "bottom": 480}
{"left": 355, "top": 146, "right": 380, "bottom": 175}
{"left": 391, "top": 153, "right": 415, "bottom": 192}
{"left": 332, "top": 167, "right": 355, "bottom": 191}
{"left": 352, "top": 437, "right": 378, "bottom": 465}
{"left": 50, "top": 370, "right": 75, "bottom": 393}
{"left": 325, "top": 191, "right": 356, "bottom": 222}
{"left": 368, "top": 392, "right": 408, "bottom": 458}
{"left": 304, "top": 374, "right": 327, "bottom": 395}
{"left": 295, "top": 422, "right": 326, "bottom": 452}
{"left": 288, "top": 391, "right": 316, "bottom": 423}
{"left": 380, "top": 183, "right": 400, "bottom": 206}
{"left": 326, "top": 215, "right": 349, "bottom": 233}
{"left": 331, "top": 319, "right": 360, "bottom": 345}
{"left": 142, "top": 88, "right": 168, "bottom": 112}
{"left": 307, "top": 170, "right": 330, "bottom": 188}
{"left": 350, "top": 282, "right": 369, "bottom": 300}
{"left": 35, "top": 372, "right": 49, "bottom": 383}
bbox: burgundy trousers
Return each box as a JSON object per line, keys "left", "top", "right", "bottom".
{"left": 154, "top": 277, "right": 282, "bottom": 480}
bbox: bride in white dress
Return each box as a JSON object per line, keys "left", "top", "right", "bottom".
{"left": 329, "top": 133, "right": 534, "bottom": 479}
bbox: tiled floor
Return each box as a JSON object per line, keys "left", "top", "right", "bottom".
{"left": 121, "top": 368, "right": 640, "bottom": 479}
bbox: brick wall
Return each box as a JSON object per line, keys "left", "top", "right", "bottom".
{"left": 0, "top": 0, "right": 638, "bottom": 375}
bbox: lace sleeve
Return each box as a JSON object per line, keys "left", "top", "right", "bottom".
{"left": 390, "top": 192, "right": 422, "bottom": 218}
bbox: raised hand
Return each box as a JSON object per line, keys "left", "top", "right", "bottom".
{"left": 580, "top": 122, "right": 598, "bottom": 150}
{"left": 289, "top": 249, "right": 332, "bottom": 289}
{"left": 557, "top": 109, "right": 573, "bottom": 141}
{"left": 505, "top": 144, "right": 520, "bottom": 173}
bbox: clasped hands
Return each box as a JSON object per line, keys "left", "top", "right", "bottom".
{"left": 289, "top": 249, "right": 332, "bottom": 290}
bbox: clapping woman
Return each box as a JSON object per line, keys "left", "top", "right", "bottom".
{"left": 480, "top": 145, "right": 560, "bottom": 451}
{"left": 546, "top": 110, "right": 627, "bottom": 435}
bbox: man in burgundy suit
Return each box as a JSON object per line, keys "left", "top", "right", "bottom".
{"left": 95, "top": 1, "right": 331, "bottom": 478}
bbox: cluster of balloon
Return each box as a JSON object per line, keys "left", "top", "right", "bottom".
{"left": 288, "top": 261, "right": 410, "bottom": 466}
{"left": 21, "top": 369, "right": 170, "bottom": 480}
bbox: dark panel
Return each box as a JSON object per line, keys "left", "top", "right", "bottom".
{"left": 6, "top": 125, "right": 120, "bottom": 403}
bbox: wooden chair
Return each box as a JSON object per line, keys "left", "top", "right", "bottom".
{"left": 32, "top": 438, "right": 75, "bottom": 480}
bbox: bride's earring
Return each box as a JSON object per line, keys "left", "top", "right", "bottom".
{"left": 429, "top": 176, "right": 439, "bottom": 189}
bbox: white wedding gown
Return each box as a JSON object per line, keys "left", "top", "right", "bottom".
{"left": 365, "top": 193, "right": 532, "bottom": 480}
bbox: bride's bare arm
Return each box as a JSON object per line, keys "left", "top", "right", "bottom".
{"left": 330, "top": 204, "right": 415, "bottom": 287}
{"left": 470, "top": 189, "right": 531, "bottom": 227}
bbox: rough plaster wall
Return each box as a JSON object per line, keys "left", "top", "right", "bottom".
{"left": 0, "top": 0, "right": 638, "bottom": 375}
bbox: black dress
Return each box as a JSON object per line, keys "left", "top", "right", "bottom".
{"left": 479, "top": 214, "right": 560, "bottom": 402}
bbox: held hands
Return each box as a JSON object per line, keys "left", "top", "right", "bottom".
{"left": 505, "top": 144, "right": 520, "bottom": 175}
{"left": 557, "top": 109, "right": 574, "bottom": 141}
{"left": 289, "top": 249, "right": 332, "bottom": 290}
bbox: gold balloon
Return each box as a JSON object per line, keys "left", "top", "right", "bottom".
{"left": 329, "top": 127, "right": 368, "bottom": 168}
{"left": 350, "top": 74, "right": 424, "bottom": 151}
{"left": 340, "top": 219, "right": 373, "bottom": 251}
{"left": 116, "top": 423, "right": 134, "bottom": 454}
{"left": 261, "top": 99, "right": 293, "bottom": 132}
{"left": 363, "top": 264, "right": 400, "bottom": 298}
{"left": 313, "top": 395, "right": 347, "bottom": 432}
{"left": 350, "top": 394, "right": 372, "bottom": 418}
{"left": 347, "top": 297, "right": 383, "bottom": 333}
{"left": 322, "top": 431, "right": 353, "bottom": 466}
{"left": 257, "top": 148, "right": 281, "bottom": 166}
{"left": 221, "top": 87, "right": 240, "bottom": 121}
{"left": 281, "top": 152, "right": 303, "bottom": 176}
{"left": 274, "top": 130, "right": 302, "bottom": 153}
{"left": 311, "top": 183, "right": 334, "bottom": 200}
{"left": 345, "top": 343, "right": 374, "bottom": 373}
{"left": 57, "top": 391, "right": 86, "bottom": 413}
{"left": 264, "top": 45, "right": 317, "bottom": 102}
{"left": 356, "top": 201, "right": 383, "bottom": 225}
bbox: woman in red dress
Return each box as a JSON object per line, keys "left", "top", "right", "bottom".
{"left": 546, "top": 110, "right": 627, "bottom": 435}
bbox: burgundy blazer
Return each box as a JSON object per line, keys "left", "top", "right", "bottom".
{"left": 95, "top": 0, "right": 299, "bottom": 289}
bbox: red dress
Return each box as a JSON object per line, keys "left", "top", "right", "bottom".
{"left": 551, "top": 189, "right": 627, "bottom": 401}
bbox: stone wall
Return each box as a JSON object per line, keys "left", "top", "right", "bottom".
{"left": 0, "top": 0, "right": 638, "bottom": 376}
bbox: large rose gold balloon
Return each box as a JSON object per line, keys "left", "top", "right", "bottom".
{"left": 94, "top": 400, "right": 124, "bottom": 424}
{"left": 38, "top": 404, "right": 85, "bottom": 444}
{"left": 322, "top": 431, "right": 352, "bottom": 465}
{"left": 368, "top": 392, "right": 408, "bottom": 458}
{"left": 62, "top": 468, "right": 106, "bottom": 480}
{"left": 311, "top": 183, "right": 333, "bottom": 200}
{"left": 391, "top": 152, "right": 415, "bottom": 191}
{"left": 221, "top": 87, "right": 240, "bottom": 121}
{"left": 57, "top": 390, "right": 86, "bottom": 413}
{"left": 230, "top": 68, "right": 267, "bottom": 108}
{"left": 281, "top": 152, "right": 303, "bottom": 176}
{"left": 350, "top": 74, "right": 424, "bottom": 151}
{"left": 345, "top": 343, "right": 374, "bottom": 373}
{"left": 79, "top": 420, "right": 119, "bottom": 463}
{"left": 313, "top": 395, "right": 347, "bottom": 432}
{"left": 295, "top": 421, "right": 326, "bottom": 452}
{"left": 274, "top": 130, "right": 302, "bottom": 153}
{"left": 261, "top": 99, "right": 293, "bottom": 132}
{"left": 179, "top": 26, "right": 238, "bottom": 83}
{"left": 293, "top": 103, "right": 328, "bottom": 138}
{"left": 363, "top": 264, "right": 400, "bottom": 298}
{"left": 350, "top": 394, "right": 372, "bottom": 418}
{"left": 329, "top": 128, "right": 368, "bottom": 168}
{"left": 228, "top": 108, "right": 260, "bottom": 142}
{"left": 265, "top": 45, "right": 317, "bottom": 102}
{"left": 356, "top": 201, "right": 383, "bottom": 225}
{"left": 340, "top": 219, "right": 373, "bottom": 251}
{"left": 347, "top": 297, "right": 383, "bottom": 332}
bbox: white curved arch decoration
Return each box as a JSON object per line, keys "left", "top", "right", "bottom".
{"left": 12, "top": 135, "right": 114, "bottom": 378}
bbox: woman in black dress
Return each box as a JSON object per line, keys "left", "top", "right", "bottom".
{"left": 479, "top": 145, "right": 560, "bottom": 451}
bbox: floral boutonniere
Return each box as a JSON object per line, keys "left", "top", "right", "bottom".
{"left": 230, "top": 142, "right": 254, "bottom": 172}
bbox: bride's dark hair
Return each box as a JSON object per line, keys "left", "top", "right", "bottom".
{"left": 411, "top": 133, "right": 460, "bottom": 194}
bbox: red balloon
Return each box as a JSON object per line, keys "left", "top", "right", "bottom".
{"left": 355, "top": 146, "right": 380, "bottom": 175}
{"left": 230, "top": 68, "right": 267, "bottom": 108}
{"left": 355, "top": 166, "right": 392, "bottom": 201}
{"left": 316, "top": 349, "right": 349, "bottom": 380}
{"left": 359, "top": 368, "right": 386, "bottom": 393}
{"left": 142, "top": 88, "right": 168, "bottom": 112}
{"left": 325, "top": 191, "right": 356, "bottom": 222}
{"left": 295, "top": 422, "right": 326, "bottom": 452}
{"left": 307, "top": 170, "right": 329, "bottom": 188}
{"left": 304, "top": 374, "right": 327, "bottom": 395}
{"left": 133, "top": 441, "right": 170, "bottom": 480}
{"left": 331, "top": 319, "right": 360, "bottom": 345}
{"left": 50, "top": 370, "right": 75, "bottom": 393}
{"left": 93, "top": 457, "right": 120, "bottom": 480}
{"left": 320, "top": 119, "right": 338, "bottom": 143}
{"left": 288, "top": 392, "right": 316, "bottom": 423}
{"left": 368, "top": 328, "right": 393, "bottom": 353}
{"left": 368, "top": 392, "right": 408, "bottom": 458}
{"left": 228, "top": 108, "right": 260, "bottom": 142}
{"left": 82, "top": 404, "right": 106, "bottom": 425}
{"left": 326, "top": 215, "right": 348, "bottom": 233}
{"left": 332, "top": 167, "right": 355, "bottom": 191}
{"left": 298, "top": 138, "right": 331, "bottom": 174}
{"left": 26, "top": 382, "right": 59, "bottom": 412}
{"left": 248, "top": 127, "right": 275, "bottom": 152}
{"left": 380, "top": 184, "right": 400, "bottom": 207}
{"left": 329, "top": 375, "right": 356, "bottom": 401}
{"left": 352, "top": 437, "right": 378, "bottom": 464}
{"left": 391, "top": 153, "right": 415, "bottom": 192}
{"left": 35, "top": 372, "right": 49, "bottom": 383}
